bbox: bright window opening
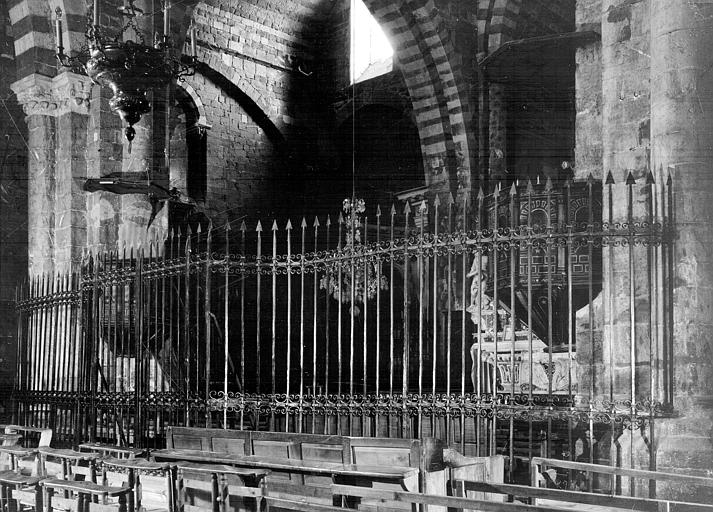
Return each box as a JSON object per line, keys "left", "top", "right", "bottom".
{"left": 350, "top": 0, "right": 393, "bottom": 84}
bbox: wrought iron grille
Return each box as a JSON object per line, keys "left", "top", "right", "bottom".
{"left": 13, "top": 175, "right": 674, "bottom": 481}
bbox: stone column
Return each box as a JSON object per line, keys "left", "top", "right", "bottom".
{"left": 11, "top": 72, "right": 92, "bottom": 276}
{"left": 651, "top": 0, "right": 713, "bottom": 497}
{"left": 85, "top": 85, "right": 123, "bottom": 254}
{"left": 600, "top": 0, "right": 653, "bottom": 404}
{"left": 53, "top": 73, "right": 93, "bottom": 272}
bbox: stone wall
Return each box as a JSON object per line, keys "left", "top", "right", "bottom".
{"left": 0, "top": 1, "right": 27, "bottom": 394}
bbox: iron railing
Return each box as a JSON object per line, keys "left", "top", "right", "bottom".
{"left": 13, "top": 175, "right": 673, "bottom": 483}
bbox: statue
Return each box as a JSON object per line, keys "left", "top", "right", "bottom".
{"left": 465, "top": 254, "right": 494, "bottom": 331}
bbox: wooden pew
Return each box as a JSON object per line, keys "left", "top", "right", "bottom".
{"left": 165, "top": 428, "right": 422, "bottom": 488}
{"left": 163, "top": 428, "right": 463, "bottom": 511}
{"left": 270, "top": 483, "right": 607, "bottom": 512}
{"left": 529, "top": 457, "right": 713, "bottom": 509}
{"left": 456, "top": 480, "right": 713, "bottom": 512}
{"left": 41, "top": 479, "right": 132, "bottom": 512}
{"left": 0, "top": 425, "right": 52, "bottom": 471}
{"left": 100, "top": 457, "right": 174, "bottom": 512}
{"left": 0, "top": 425, "right": 52, "bottom": 448}
{"left": 176, "top": 462, "right": 268, "bottom": 512}
{"left": 79, "top": 443, "right": 147, "bottom": 460}
{"left": 165, "top": 428, "right": 421, "bottom": 475}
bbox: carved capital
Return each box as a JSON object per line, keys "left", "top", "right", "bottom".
{"left": 11, "top": 72, "right": 93, "bottom": 117}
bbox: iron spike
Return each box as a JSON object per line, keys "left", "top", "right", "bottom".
{"left": 433, "top": 194, "right": 441, "bottom": 207}
{"left": 338, "top": 212, "right": 344, "bottom": 224}
{"left": 186, "top": 224, "right": 193, "bottom": 236}
{"left": 494, "top": 182, "right": 501, "bottom": 197}
{"left": 177, "top": 226, "right": 183, "bottom": 238}
{"left": 285, "top": 219, "right": 293, "bottom": 230}
{"left": 418, "top": 199, "right": 427, "bottom": 213}
{"left": 477, "top": 186, "right": 485, "bottom": 202}
{"left": 447, "top": 191, "right": 455, "bottom": 205}
{"left": 225, "top": 220, "right": 232, "bottom": 231}
{"left": 169, "top": 228, "right": 174, "bottom": 240}
{"left": 510, "top": 182, "right": 517, "bottom": 196}
{"left": 666, "top": 171, "right": 672, "bottom": 186}
{"left": 255, "top": 220, "right": 263, "bottom": 232}
{"left": 626, "top": 170, "right": 636, "bottom": 185}
{"left": 545, "top": 176, "right": 553, "bottom": 192}
{"left": 301, "top": 217, "right": 308, "bottom": 229}
{"left": 326, "top": 214, "right": 331, "bottom": 226}
{"left": 605, "top": 170, "right": 615, "bottom": 185}
{"left": 271, "top": 220, "right": 278, "bottom": 231}
{"left": 313, "top": 216, "right": 320, "bottom": 228}
{"left": 403, "top": 200, "right": 412, "bottom": 215}
{"left": 587, "top": 172, "right": 595, "bottom": 186}
{"left": 390, "top": 204, "right": 397, "bottom": 216}
{"left": 196, "top": 223, "right": 202, "bottom": 234}
{"left": 526, "top": 178, "right": 534, "bottom": 195}
{"left": 376, "top": 204, "right": 382, "bottom": 217}
{"left": 646, "top": 168, "right": 655, "bottom": 185}
{"left": 240, "top": 220, "right": 247, "bottom": 232}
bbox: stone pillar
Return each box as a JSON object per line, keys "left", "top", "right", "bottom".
{"left": 574, "top": 0, "right": 602, "bottom": 181}
{"left": 11, "top": 72, "right": 92, "bottom": 276}
{"left": 651, "top": 0, "right": 713, "bottom": 497}
{"left": 53, "top": 73, "right": 92, "bottom": 272}
{"left": 597, "top": 0, "right": 652, "bottom": 406}
{"left": 85, "top": 85, "right": 123, "bottom": 254}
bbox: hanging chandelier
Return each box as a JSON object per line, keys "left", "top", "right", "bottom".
{"left": 54, "top": 0, "right": 197, "bottom": 142}
{"left": 320, "top": 198, "right": 389, "bottom": 316}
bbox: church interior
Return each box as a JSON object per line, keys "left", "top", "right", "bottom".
{"left": 1, "top": 0, "right": 713, "bottom": 509}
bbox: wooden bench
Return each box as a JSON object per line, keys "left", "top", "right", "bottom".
{"left": 165, "top": 428, "right": 420, "bottom": 481}
{"left": 0, "top": 446, "right": 41, "bottom": 474}
{"left": 0, "top": 425, "right": 51, "bottom": 475}
{"left": 38, "top": 447, "right": 101, "bottom": 482}
{"left": 455, "top": 479, "right": 713, "bottom": 512}
{"left": 0, "top": 471, "right": 44, "bottom": 512}
{"left": 176, "top": 462, "right": 268, "bottom": 512}
{"left": 152, "top": 449, "right": 418, "bottom": 511}
{"left": 41, "top": 479, "right": 132, "bottom": 512}
{"left": 100, "top": 457, "right": 174, "bottom": 512}
{"left": 267, "top": 483, "right": 644, "bottom": 512}
{"left": 78, "top": 444, "right": 146, "bottom": 460}
{"left": 166, "top": 428, "right": 421, "bottom": 486}
{"left": 530, "top": 456, "right": 713, "bottom": 509}
{"left": 0, "top": 425, "right": 52, "bottom": 448}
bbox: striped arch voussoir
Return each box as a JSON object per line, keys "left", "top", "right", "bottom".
{"left": 360, "top": 0, "right": 475, "bottom": 191}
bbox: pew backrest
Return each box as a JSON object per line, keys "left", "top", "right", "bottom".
{"left": 166, "top": 427, "right": 420, "bottom": 471}
{"left": 166, "top": 427, "right": 251, "bottom": 454}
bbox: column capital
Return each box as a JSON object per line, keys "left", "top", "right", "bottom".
{"left": 10, "top": 72, "right": 93, "bottom": 117}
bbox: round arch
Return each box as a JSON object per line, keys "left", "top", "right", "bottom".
{"left": 361, "top": 0, "right": 478, "bottom": 195}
